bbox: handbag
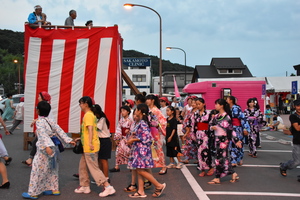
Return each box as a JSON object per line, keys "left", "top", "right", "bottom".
{"left": 73, "top": 140, "right": 83, "bottom": 154}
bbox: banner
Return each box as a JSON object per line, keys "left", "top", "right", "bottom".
{"left": 24, "top": 25, "right": 122, "bottom": 133}
{"left": 173, "top": 75, "right": 180, "bottom": 98}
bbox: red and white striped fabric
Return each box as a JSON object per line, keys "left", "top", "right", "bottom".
{"left": 24, "top": 25, "right": 122, "bottom": 133}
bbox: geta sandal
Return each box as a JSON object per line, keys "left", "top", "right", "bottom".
{"left": 198, "top": 171, "right": 206, "bottom": 177}
{"left": 208, "top": 179, "right": 220, "bottom": 185}
{"left": 206, "top": 168, "right": 214, "bottom": 176}
{"left": 230, "top": 173, "right": 240, "bottom": 183}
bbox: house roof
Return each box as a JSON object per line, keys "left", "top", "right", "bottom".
{"left": 210, "top": 58, "right": 246, "bottom": 69}
{"left": 193, "top": 65, "right": 253, "bottom": 79}
{"left": 192, "top": 57, "right": 253, "bottom": 82}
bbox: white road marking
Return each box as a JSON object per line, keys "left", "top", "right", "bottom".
{"left": 205, "top": 191, "right": 300, "bottom": 197}
{"left": 181, "top": 165, "right": 209, "bottom": 200}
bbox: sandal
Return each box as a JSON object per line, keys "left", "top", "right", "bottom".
{"left": 238, "top": 160, "right": 243, "bottom": 166}
{"left": 206, "top": 168, "right": 214, "bottom": 176}
{"left": 279, "top": 164, "right": 287, "bottom": 177}
{"left": 208, "top": 178, "right": 220, "bottom": 185}
{"left": 230, "top": 173, "right": 240, "bottom": 183}
{"left": 198, "top": 171, "right": 206, "bottom": 177}
{"left": 124, "top": 184, "right": 137, "bottom": 192}
{"left": 182, "top": 160, "right": 189, "bottom": 164}
{"left": 144, "top": 181, "right": 152, "bottom": 189}
{"left": 129, "top": 192, "right": 147, "bottom": 198}
{"left": 152, "top": 183, "right": 166, "bottom": 198}
{"left": 4, "top": 157, "right": 12, "bottom": 166}
{"left": 158, "top": 168, "right": 167, "bottom": 175}
{"left": 22, "top": 160, "right": 32, "bottom": 167}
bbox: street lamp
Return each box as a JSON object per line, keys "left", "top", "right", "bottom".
{"left": 166, "top": 47, "right": 187, "bottom": 85}
{"left": 124, "top": 3, "right": 163, "bottom": 96}
{"left": 13, "top": 59, "right": 21, "bottom": 94}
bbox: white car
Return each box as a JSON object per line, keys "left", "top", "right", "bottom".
{"left": 0, "top": 94, "right": 24, "bottom": 116}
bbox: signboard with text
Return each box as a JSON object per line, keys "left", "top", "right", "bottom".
{"left": 262, "top": 84, "right": 266, "bottom": 95}
{"left": 292, "top": 81, "right": 298, "bottom": 95}
{"left": 123, "top": 57, "right": 151, "bottom": 67}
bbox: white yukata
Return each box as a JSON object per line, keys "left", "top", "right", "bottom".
{"left": 27, "top": 117, "right": 72, "bottom": 196}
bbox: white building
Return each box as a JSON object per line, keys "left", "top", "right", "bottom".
{"left": 123, "top": 57, "right": 151, "bottom": 100}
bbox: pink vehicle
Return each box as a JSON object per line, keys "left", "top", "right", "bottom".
{"left": 183, "top": 81, "right": 266, "bottom": 112}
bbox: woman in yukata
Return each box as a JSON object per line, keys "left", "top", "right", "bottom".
{"left": 145, "top": 95, "right": 167, "bottom": 175}
{"left": 226, "top": 96, "right": 250, "bottom": 166}
{"left": 182, "top": 98, "right": 199, "bottom": 164}
{"left": 110, "top": 106, "right": 133, "bottom": 172}
{"left": 127, "top": 103, "right": 166, "bottom": 198}
{"left": 193, "top": 98, "right": 214, "bottom": 177}
{"left": 22, "top": 101, "right": 75, "bottom": 199}
{"left": 244, "top": 98, "right": 264, "bottom": 158}
{"left": 208, "top": 99, "right": 242, "bottom": 185}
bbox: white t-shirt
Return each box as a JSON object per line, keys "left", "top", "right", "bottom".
{"left": 97, "top": 117, "right": 110, "bottom": 138}
{"left": 15, "top": 102, "right": 24, "bottom": 120}
{"left": 160, "top": 106, "right": 167, "bottom": 118}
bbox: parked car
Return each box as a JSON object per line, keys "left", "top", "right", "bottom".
{"left": 0, "top": 94, "right": 24, "bottom": 115}
{"left": 0, "top": 98, "right": 6, "bottom": 115}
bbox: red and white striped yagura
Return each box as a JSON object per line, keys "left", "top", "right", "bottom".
{"left": 23, "top": 24, "right": 122, "bottom": 133}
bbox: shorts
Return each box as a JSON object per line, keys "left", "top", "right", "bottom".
{"left": 98, "top": 138, "right": 112, "bottom": 160}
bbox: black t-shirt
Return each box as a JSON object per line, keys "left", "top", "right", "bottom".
{"left": 289, "top": 114, "right": 300, "bottom": 144}
{"left": 166, "top": 117, "right": 179, "bottom": 147}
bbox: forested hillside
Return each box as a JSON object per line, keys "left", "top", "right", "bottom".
{"left": 0, "top": 29, "right": 194, "bottom": 94}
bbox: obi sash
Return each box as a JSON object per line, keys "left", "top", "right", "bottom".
{"left": 232, "top": 118, "right": 241, "bottom": 126}
{"left": 121, "top": 127, "right": 129, "bottom": 137}
{"left": 197, "top": 122, "right": 209, "bottom": 130}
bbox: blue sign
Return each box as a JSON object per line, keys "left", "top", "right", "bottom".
{"left": 292, "top": 81, "right": 298, "bottom": 94}
{"left": 123, "top": 57, "right": 151, "bottom": 67}
{"left": 262, "top": 84, "right": 266, "bottom": 95}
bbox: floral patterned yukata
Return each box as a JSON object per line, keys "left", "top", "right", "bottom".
{"left": 114, "top": 116, "right": 133, "bottom": 165}
{"left": 183, "top": 110, "right": 198, "bottom": 160}
{"left": 210, "top": 112, "right": 239, "bottom": 178}
{"left": 244, "top": 108, "right": 264, "bottom": 157}
{"left": 28, "top": 117, "right": 73, "bottom": 196}
{"left": 127, "top": 120, "right": 154, "bottom": 169}
{"left": 229, "top": 105, "right": 250, "bottom": 164}
{"left": 194, "top": 110, "right": 213, "bottom": 170}
{"left": 148, "top": 106, "right": 166, "bottom": 168}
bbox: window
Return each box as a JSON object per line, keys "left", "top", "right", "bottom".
{"left": 217, "top": 69, "right": 243, "bottom": 74}
{"left": 132, "top": 75, "right": 146, "bottom": 82}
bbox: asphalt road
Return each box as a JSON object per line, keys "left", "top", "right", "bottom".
{"left": 0, "top": 122, "right": 299, "bottom": 200}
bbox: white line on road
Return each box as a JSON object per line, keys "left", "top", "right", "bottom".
{"left": 257, "top": 150, "right": 292, "bottom": 153}
{"left": 181, "top": 165, "right": 209, "bottom": 200}
{"left": 205, "top": 191, "right": 300, "bottom": 197}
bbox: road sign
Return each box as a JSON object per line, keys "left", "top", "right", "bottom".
{"left": 292, "top": 81, "right": 298, "bottom": 95}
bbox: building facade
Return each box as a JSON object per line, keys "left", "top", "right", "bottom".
{"left": 123, "top": 57, "right": 151, "bottom": 100}
{"left": 162, "top": 71, "right": 194, "bottom": 94}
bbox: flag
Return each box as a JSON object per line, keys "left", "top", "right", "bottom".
{"left": 173, "top": 75, "right": 180, "bottom": 97}
{"left": 23, "top": 24, "right": 122, "bottom": 133}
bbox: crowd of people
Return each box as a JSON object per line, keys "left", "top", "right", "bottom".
{"left": 0, "top": 91, "right": 300, "bottom": 199}
{"left": 27, "top": 5, "right": 93, "bottom": 28}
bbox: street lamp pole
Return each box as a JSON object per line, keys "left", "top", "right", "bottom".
{"left": 14, "top": 59, "right": 21, "bottom": 94}
{"left": 124, "top": 3, "right": 163, "bottom": 96}
{"left": 166, "top": 47, "right": 187, "bottom": 85}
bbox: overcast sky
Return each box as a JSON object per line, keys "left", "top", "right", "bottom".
{"left": 1, "top": 0, "right": 300, "bottom": 77}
